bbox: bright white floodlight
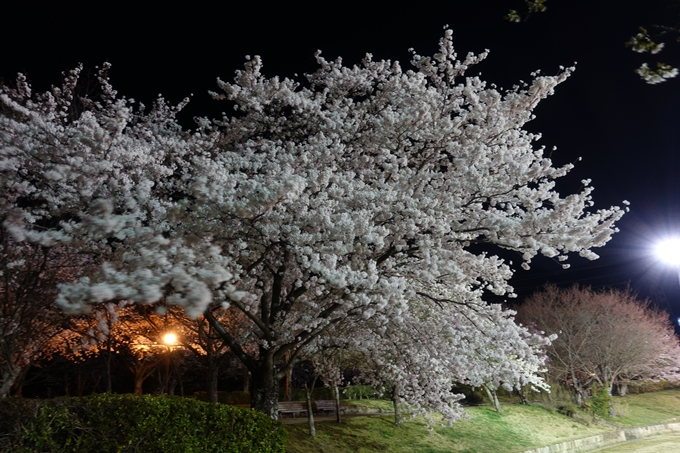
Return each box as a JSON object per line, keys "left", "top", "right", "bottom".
{"left": 656, "top": 238, "right": 680, "bottom": 267}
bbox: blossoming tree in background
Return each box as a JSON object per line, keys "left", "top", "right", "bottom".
{"left": 518, "top": 284, "right": 680, "bottom": 409}
{"left": 47, "top": 302, "right": 173, "bottom": 396}
{"left": 0, "top": 31, "right": 625, "bottom": 417}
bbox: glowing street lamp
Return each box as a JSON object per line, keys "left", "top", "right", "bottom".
{"left": 655, "top": 238, "right": 680, "bottom": 285}
{"left": 163, "top": 333, "right": 177, "bottom": 346}
{"left": 655, "top": 238, "right": 680, "bottom": 326}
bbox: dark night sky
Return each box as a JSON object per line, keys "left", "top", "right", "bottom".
{"left": 4, "top": 1, "right": 680, "bottom": 316}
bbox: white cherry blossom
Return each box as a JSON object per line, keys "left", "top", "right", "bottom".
{"left": 0, "top": 31, "right": 625, "bottom": 417}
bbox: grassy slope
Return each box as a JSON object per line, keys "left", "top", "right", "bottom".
{"left": 285, "top": 390, "right": 680, "bottom": 453}
{"left": 612, "top": 390, "right": 680, "bottom": 427}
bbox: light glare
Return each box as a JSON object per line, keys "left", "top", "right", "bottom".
{"left": 655, "top": 238, "right": 680, "bottom": 266}
{"left": 163, "top": 333, "right": 177, "bottom": 345}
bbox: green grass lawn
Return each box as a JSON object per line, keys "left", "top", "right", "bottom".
{"left": 285, "top": 390, "right": 680, "bottom": 453}
{"left": 611, "top": 390, "right": 680, "bottom": 427}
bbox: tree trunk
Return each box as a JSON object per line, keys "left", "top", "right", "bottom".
{"left": 574, "top": 389, "right": 583, "bottom": 407}
{"left": 617, "top": 381, "right": 628, "bottom": 397}
{"left": 285, "top": 367, "right": 292, "bottom": 401}
{"left": 392, "top": 386, "right": 403, "bottom": 426}
{"left": 105, "top": 337, "right": 113, "bottom": 393}
{"left": 132, "top": 361, "right": 158, "bottom": 396}
{"left": 606, "top": 380, "right": 616, "bottom": 418}
{"left": 77, "top": 365, "right": 86, "bottom": 397}
{"left": 171, "top": 364, "right": 183, "bottom": 397}
{"left": 569, "top": 368, "right": 587, "bottom": 408}
{"left": 243, "top": 370, "right": 250, "bottom": 393}
{"left": 333, "top": 382, "right": 342, "bottom": 423}
{"left": 249, "top": 358, "right": 279, "bottom": 419}
{"left": 0, "top": 366, "right": 20, "bottom": 397}
{"left": 207, "top": 362, "right": 219, "bottom": 403}
{"left": 305, "top": 383, "right": 316, "bottom": 437}
{"left": 517, "top": 386, "right": 528, "bottom": 405}
{"left": 10, "top": 365, "right": 29, "bottom": 397}
{"left": 93, "top": 375, "right": 102, "bottom": 393}
{"left": 64, "top": 370, "right": 70, "bottom": 397}
{"left": 483, "top": 385, "right": 503, "bottom": 414}
{"left": 163, "top": 353, "right": 171, "bottom": 395}
{"left": 134, "top": 372, "right": 144, "bottom": 396}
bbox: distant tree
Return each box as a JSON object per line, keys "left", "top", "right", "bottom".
{"left": 167, "top": 307, "right": 249, "bottom": 402}
{"left": 47, "top": 302, "right": 162, "bottom": 395}
{"left": 0, "top": 31, "right": 625, "bottom": 418}
{"left": 518, "top": 285, "right": 680, "bottom": 406}
{"left": 0, "top": 242, "right": 87, "bottom": 396}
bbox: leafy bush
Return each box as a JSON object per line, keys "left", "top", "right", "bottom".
{"left": 590, "top": 386, "right": 611, "bottom": 419}
{"left": 343, "top": 385, "right": 378, "bottom": 400}
{"left": 0, "top": 394, "right": 286, "bottom": 453}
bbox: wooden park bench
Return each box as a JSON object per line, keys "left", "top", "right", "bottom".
{"left": 277, "top": 401, "right": 308, "bottom": 418}
{"left": 314, "top": 400, "right": 347, "bottom": 416}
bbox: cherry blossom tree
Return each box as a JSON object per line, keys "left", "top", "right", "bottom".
{"left": 313, "top": 301, "right": 552, "bottom": 423}
{"left": 1, "top": 31, "right": 625, "bottom": 417}
{"left": 518, "top": 285, "right": 680, "bottom": 404}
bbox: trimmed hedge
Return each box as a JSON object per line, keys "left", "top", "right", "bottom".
{"left": 0, "top": 394, "right": 286, "bottom": 453}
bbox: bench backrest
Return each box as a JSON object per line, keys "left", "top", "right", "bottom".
{"left": 278, "top": 401, "right": 305, "bottom": 410}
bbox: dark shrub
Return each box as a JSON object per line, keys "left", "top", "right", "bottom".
{"left": 193, "top": 391, "right": 251, "bottom": 405}
{"left": 590, "top": 386, "right": 611, "bottom": 419}
{"left": 0, "top": 394, "right": 286, "bottom": 453}
{"left": 450, "top": 384, "right": 484, "bottom": 406}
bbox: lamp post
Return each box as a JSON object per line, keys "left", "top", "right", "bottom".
{"left": 162, "top": 333, "right": 177, "bottom": 395}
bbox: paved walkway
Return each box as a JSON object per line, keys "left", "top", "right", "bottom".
{"left": 279, "top": 413, "right": 390, "bottom": 425}
{"left": 589, "top": 433, "right": 680, "bottom": 452}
